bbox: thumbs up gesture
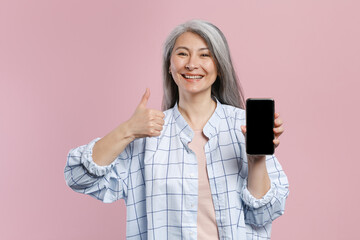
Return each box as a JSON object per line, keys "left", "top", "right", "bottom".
{"left": 127, "top": 88, "right": 165, "bottom": 139}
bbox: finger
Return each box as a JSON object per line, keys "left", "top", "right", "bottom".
{"left": 153, "top": 110, "right": 165, "bottom": 118}
{"left": 274, "top": 117, "right": 283, "bottom": 127}
{"left": 273, "top": 139, "right": 280, "bottom": 148}
{"left": 241, "top": 125, "right": 246, "bottom": 135}
{"left": 152, "top": 131, "right": 161, "bottom": 137}
{"left": 273, "top": 126, "right": 284, "bottom": 137}
{"left": 153, "top": 123, "right": 164, "bottom": 132}
{"left": 275, "top": 112, "right": 280, "bottom": 119}
{"left": 153, "top": 117, "right": 165, "bottom": 126}
{"left": 138, "top": 88, "right": 150, "bottom": 108}
{"left": 148, "top": 120, "right": 164, "bottom": 131}
{"left": 145, "top": 108, "right": 165, "bottom": 118}
{"left": 149, "top": 129, "right": 161, "bottom": 137}
{"left": 147, "top": 110, "right": 165, "bottom": 121}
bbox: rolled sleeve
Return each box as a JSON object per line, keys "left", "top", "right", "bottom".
{"left": 79, "top": 137, "right": 115, "bottom": 176}
{"left": 64, "top": 137, "right": 133, "bottom": 203}
{"left": 241, "top": 155, "right": 289, "bottom": 227}
{"left": 241, "top": 178, "right": 277, "bottom": 209}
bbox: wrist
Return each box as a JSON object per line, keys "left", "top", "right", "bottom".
{"left": 247, "top": 155, "right": 266, "bottom": 164}
{"left": 116, "top": 121, "right": 136, "bottom": 142}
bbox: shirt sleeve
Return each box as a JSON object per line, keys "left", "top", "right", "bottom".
{"left": 234, "top": 108, "right": 290, "bottom": 227}
{"left": 240, "top": 154, "right": 289, "bottom": 227}
{"left": 64, "top": 137, "right": 134, "bottom": 203}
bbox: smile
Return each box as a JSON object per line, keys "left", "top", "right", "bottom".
{"left": 181, "top": 74, "right": 204, "bottom": 79}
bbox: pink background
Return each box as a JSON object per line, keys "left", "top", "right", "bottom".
{"left": 1, "top": 0, "right": 359, "bottom": 239}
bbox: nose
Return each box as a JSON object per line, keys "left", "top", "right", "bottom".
{"left": 185, "top": 55, "right": 199, "bottom": 71}
{"left": 185, "top": 64, "right": 197, "bottom": 71}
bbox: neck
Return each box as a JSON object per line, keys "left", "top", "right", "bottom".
{"left": 178, "top": 92, "right": 217, "bottom": 131}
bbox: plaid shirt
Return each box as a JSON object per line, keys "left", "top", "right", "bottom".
{"left": 65, "top": 98, "right": 289, "bottom": 239}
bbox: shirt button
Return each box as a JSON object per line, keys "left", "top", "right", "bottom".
{"left": 189, "top": 173, "right": 194, "bottom": 178}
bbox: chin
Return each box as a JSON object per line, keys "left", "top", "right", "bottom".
{"left": 182, "top": 87, "right": 211, "bottom": 95}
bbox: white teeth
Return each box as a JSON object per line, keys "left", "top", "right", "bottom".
{"left": 183, "top": 75, "right": 203, "bottom": 79}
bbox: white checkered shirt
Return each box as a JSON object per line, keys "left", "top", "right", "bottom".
{"left": 65, "top": 97, "right": 289, "bottom": 239}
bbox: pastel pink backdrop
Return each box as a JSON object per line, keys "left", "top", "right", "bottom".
{"left": 1, "top": 0, "right": 359, "bottom": 239}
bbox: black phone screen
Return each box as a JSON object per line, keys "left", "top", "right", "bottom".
{"left": 246, "top": 98, "right": 275, "bottom": 155}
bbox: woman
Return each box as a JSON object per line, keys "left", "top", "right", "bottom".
{"left": 65, "top": 19, "right": 289, "bottom": 240}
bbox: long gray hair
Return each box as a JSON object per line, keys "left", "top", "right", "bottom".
{"left": 161, "top": 19, "right": 245, "bottom": 111}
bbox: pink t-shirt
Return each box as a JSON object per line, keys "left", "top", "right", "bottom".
{"left": 188, "top": 130, "right": 220, "bottom": 240}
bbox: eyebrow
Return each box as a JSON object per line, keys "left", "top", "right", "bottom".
{"left": 174, "top": 46, "right": 209, "bottom": 51}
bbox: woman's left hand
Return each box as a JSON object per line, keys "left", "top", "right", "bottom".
{"left": 241, "top": 112, "right": 284, "bottom": 149}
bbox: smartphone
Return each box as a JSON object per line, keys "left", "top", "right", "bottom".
{"left": 246, "top": 98, "right": 275, "bottom": 155}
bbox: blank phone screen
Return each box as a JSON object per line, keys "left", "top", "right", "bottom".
{"left": 246, "top": 99, "right": 274, "bottom": 155}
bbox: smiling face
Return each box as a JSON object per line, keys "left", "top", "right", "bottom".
{"left": 169, "top": 32, "right": 218, "bottom": 98}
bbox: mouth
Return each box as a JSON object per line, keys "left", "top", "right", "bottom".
{"left": 181, "top": 74, "right": 204, "bottom": 80}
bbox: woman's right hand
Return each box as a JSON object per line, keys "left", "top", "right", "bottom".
{"left": 126, "top": 88, "right": 165, "bottom": 139}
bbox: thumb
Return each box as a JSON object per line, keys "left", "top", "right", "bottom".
{"left": 138, "top": 88, "right": 150, "bottom": 108}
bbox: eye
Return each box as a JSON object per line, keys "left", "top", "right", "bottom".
{"left": 201, "top": 53, "right": 210, "bottom": 57}
{"left": 178, "top": 52, "right": 188, "bottom": 56}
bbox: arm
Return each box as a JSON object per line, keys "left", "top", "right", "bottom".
{"left": 64, "top": 88, "right": 165, "bottom": 202}
{"left": 93, "top": 88, "right": 164, "bottom": 166}
{"left": 241, "top": 154, "right": 289, "bottom": 227}
{"left": 92, "top": 121, "right": 135, "bottom": 166}
{"left": 235, "top": 109, "right": 289, "bottom": 227}
{"left": 64, "top": 134, "right": 133, "bottom": 203}
{"left": 247, "top": 155, "right": 271, "bottom": 199}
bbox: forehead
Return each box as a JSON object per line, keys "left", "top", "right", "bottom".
{"left": 173, "top": 32, "right": 209, "bottom": 49}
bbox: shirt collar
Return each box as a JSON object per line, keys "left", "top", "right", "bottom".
{"left": 172, "top": 96, "right": 224, "bottom": 142}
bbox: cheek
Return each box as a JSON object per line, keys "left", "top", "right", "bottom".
{"left": 204, "top": 62, "right": 217, "bottom": 75}
{"left": 170, "top": 57, "right": 183, "bottom": 71}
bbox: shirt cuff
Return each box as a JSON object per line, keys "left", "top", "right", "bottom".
{"left": 241, "top": 178, "right": 277, "bottom": 209}
{"left": 80, "top": 137, "right": 114, "bottom": 177}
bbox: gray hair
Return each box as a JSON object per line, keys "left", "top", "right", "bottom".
{"left": 161, "top": 19, "right": 245, "bottom": 111}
